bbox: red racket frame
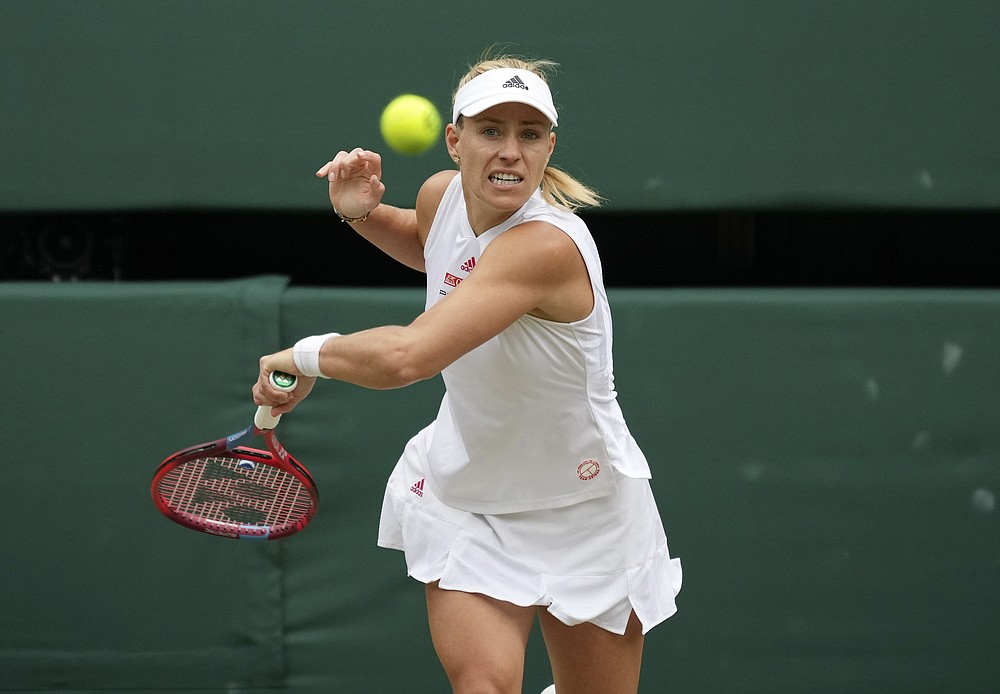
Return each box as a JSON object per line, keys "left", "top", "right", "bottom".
{"left": 151, "top": 420, "right": 318, "bottom": 540}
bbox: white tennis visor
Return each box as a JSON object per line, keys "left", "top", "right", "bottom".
{"left": 452, "top": 68, "right": 558, "bottom": 127}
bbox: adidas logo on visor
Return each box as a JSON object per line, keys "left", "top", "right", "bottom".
{"left": 502, "top": 75, "right": 529, "bottom": 90}
{"left": 451, "top": 68, "right": 558, "bottom": 126}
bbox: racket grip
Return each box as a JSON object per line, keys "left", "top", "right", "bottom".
{"left": 254, "top": 371, "right": 298, "bottom": 430}
{"left": 255, "top": 405, "right": 282, "bottom": 430}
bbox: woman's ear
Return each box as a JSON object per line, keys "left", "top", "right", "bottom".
{"left": 445, "top": 122, "right": 461, "bottom": 163}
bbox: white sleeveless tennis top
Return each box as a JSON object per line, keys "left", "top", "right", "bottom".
{"left": 421, "top": 174, "right": 651, "bottom": 514}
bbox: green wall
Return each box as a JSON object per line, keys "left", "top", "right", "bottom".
{"left": 2, "top": 0, "right": 998, "bottom": 212}
{"left": 3, "top": 279, "right": 998, "bottom": 691}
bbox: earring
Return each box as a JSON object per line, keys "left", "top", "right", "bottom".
{"left": 453, "top": 157, "right": 461, "bottom": 167}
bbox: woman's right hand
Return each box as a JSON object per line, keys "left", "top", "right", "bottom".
{"left": 315, "top": 148, "right": 386, "bottom": 219}
{"left": 252, "top": 348, "right": 316, "bottom": 417}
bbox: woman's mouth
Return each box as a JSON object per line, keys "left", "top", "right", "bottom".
{"left": 488, "top": 173, "right": 523, "bottom": 186}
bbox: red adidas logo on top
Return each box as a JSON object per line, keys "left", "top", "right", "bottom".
{"left": 410, "top": 478, "right": 425, "bottom": 497}
{"left": 438, "top": 258, "right": 477, "bottom": 297}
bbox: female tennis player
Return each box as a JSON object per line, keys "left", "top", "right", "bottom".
{"left": 253, "top": 51, "right": 682, "bottom": 694}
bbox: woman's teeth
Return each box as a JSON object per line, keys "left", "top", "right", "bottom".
{"left": 489, "top": 173, "right": 522, "bottom": 185}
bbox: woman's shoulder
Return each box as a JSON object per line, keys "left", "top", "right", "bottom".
{"left": 417, "top": 170, "right": 460, "bottom": 211}
{"left": 416, "top": 170, "right": 460, "bottom": 240}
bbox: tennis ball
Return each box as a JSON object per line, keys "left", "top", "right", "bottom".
{"left": 379, "top": 94, "right": 442, "bottom": 155}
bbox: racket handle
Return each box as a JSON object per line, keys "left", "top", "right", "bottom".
{"left": 270, "top": 371, "right": 297, "bottom": 392}
{"left": 254, "top": 371, "right": 298, "bottom": 430}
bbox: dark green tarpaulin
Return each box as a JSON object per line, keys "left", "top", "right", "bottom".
{"left": 2, "top": 280, "right": 998, "bottom": 691}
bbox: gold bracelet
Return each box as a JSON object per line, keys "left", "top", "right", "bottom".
{"left": 334, "top": 207, "right": 371, "bottom": 224}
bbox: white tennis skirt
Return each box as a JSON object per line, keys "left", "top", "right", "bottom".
{"left": 377, "top": 423, "right": 683, "bottom": 635}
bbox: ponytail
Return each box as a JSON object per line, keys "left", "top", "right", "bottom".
{"left": 541, "top": 166, "right": 603, "bottom": 211}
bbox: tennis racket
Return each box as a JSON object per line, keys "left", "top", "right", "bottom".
{"left": 151, "top": 371, "right": 318, "bottom": 540}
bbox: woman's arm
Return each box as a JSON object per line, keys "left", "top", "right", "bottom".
{"left": 315, "top": 149, "right": 455, "bottom": 272}
{"left": 253, "top": 220, "right": 593, "bottom": 408}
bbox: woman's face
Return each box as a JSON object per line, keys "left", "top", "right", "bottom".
{"left": 446, "top": 101, "right": 556, "bottom": 233}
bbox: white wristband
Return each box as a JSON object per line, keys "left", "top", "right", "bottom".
{"left": 292, "top": 332, "right": 340, "bottom": 378}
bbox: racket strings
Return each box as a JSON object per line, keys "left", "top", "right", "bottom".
{"left": 157, "top": 455, "right": 313, "bottom": 531}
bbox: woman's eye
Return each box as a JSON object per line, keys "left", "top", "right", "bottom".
{"left": 482, "top": 128, "right": 500, "bottom": 137}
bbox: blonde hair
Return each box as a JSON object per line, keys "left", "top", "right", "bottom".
{"left": 453, "top": 52, "right": 603, "bottom": 211}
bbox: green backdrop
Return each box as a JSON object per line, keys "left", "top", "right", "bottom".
{"left": 2, "top": 279, "right": 998, "bottom": 692}
{"left": 1, "top": 0, "right": 998, "bottom": 212}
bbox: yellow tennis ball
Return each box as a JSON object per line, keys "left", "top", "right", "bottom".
{"left": 380, "top": 94, "right": 442, "bottom": 155}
